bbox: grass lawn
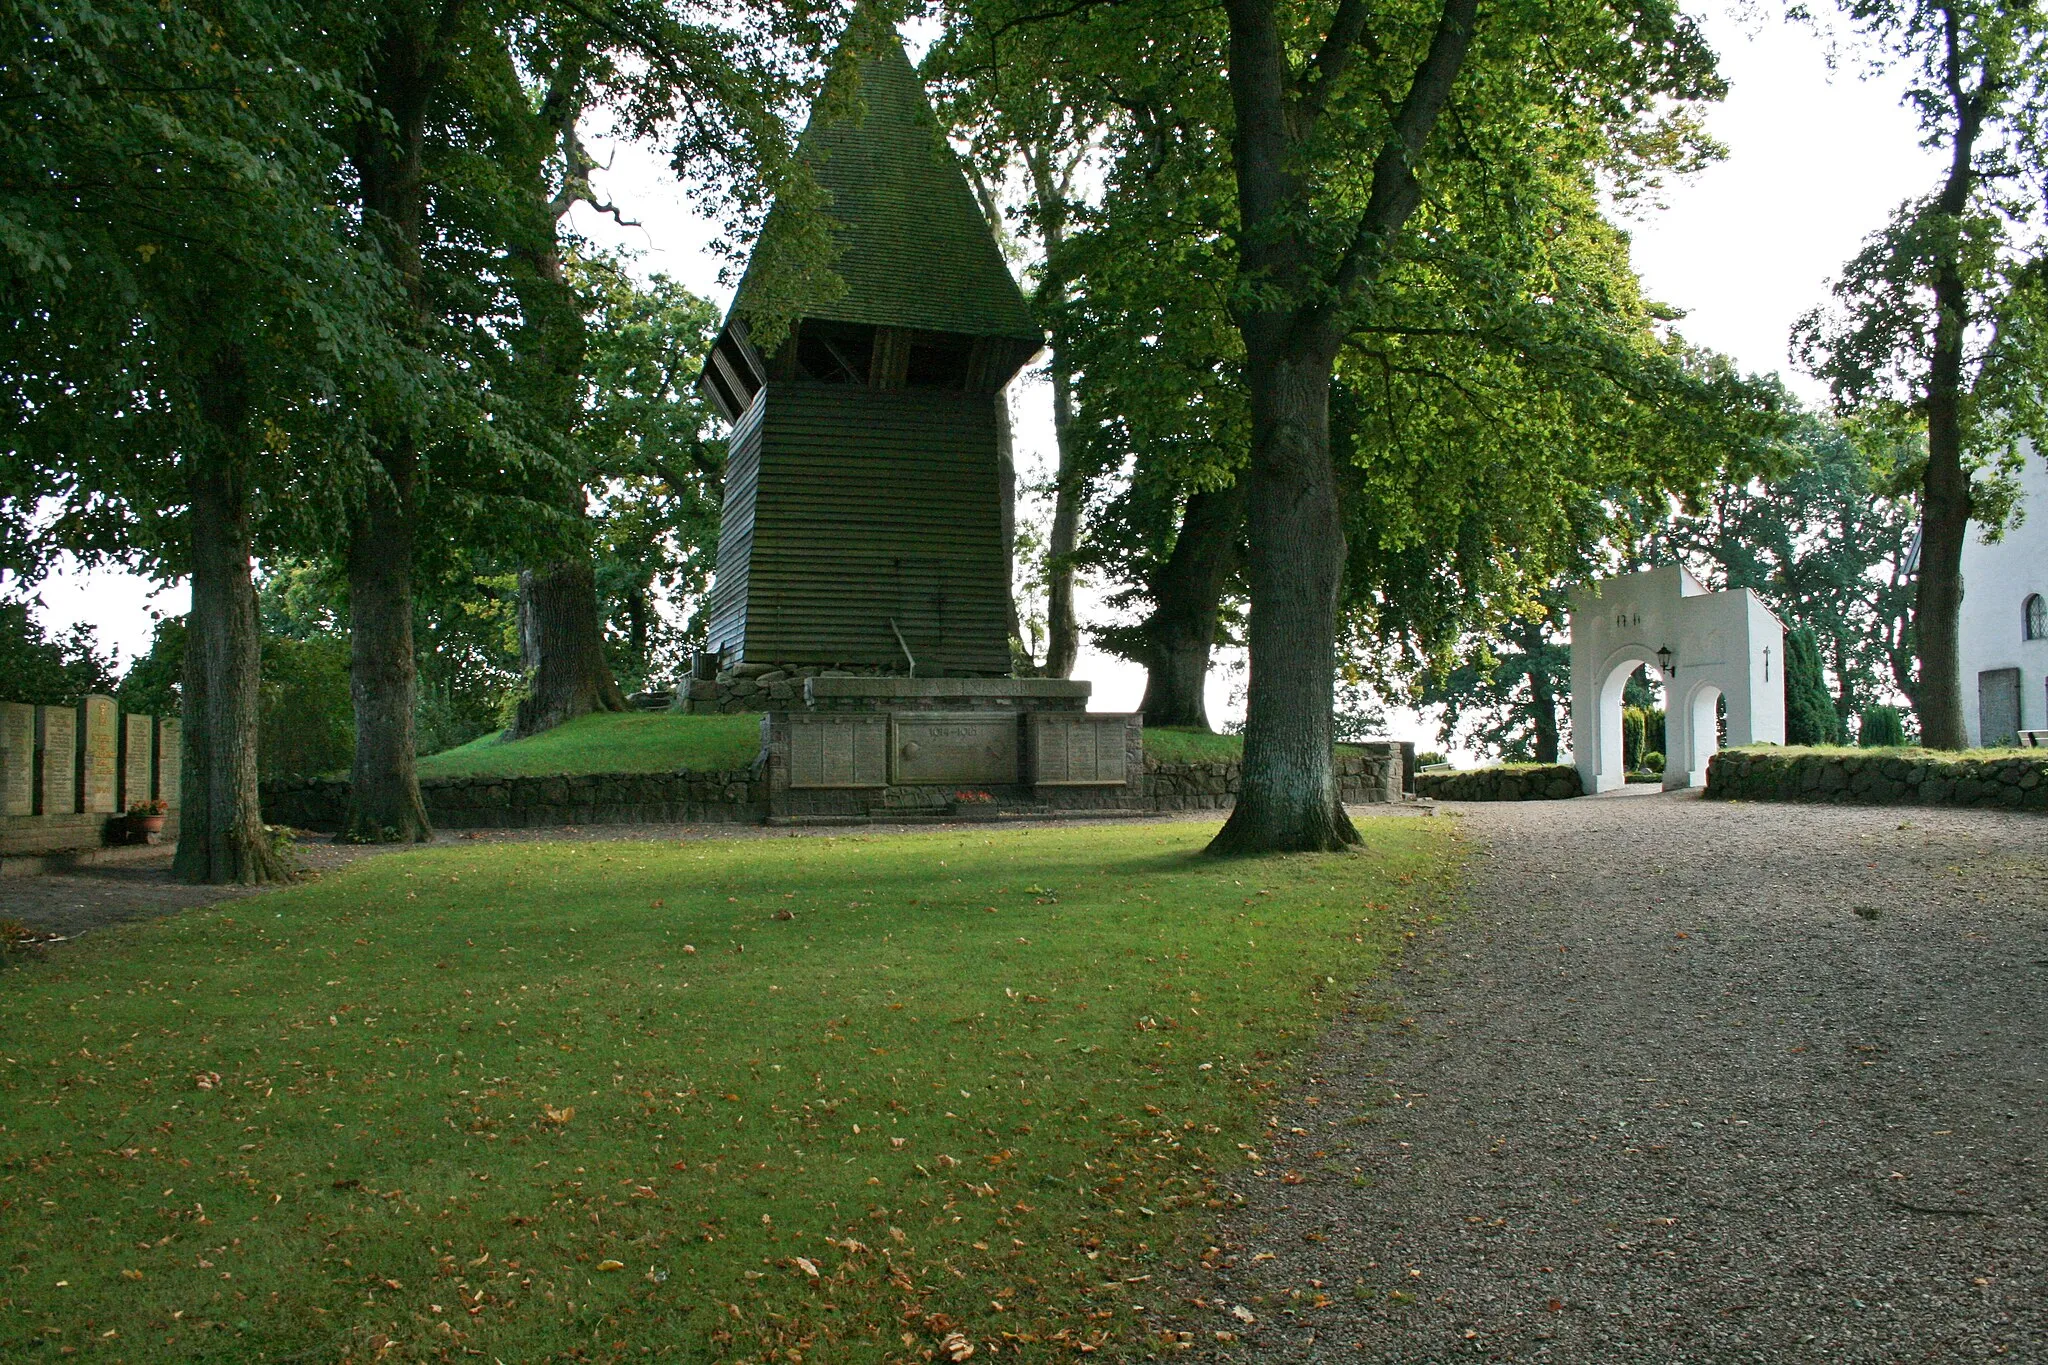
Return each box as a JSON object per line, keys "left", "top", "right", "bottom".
{"left": 416, "top": 712, "right": 763, "bottom": 780}
{"left": 0, "top": 818, "right": 1456, "bottom": 1362}
{"left": 1138, "top": 729, "right": 1244, "bottom": 764}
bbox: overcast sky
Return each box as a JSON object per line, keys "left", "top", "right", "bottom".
{"left": 30, "top": 4, "right": 1942, "bottom": 736}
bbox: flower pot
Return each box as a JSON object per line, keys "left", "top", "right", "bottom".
{"left": 130, "top": 814, "right": 167, "bottom": 838}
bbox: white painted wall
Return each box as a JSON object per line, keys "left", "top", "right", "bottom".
{"left": 1959, "top": 439, "right": 2048, "bottom": 745}
{"left": 1568, "top": 564, "right": 1787, "bottom": 792}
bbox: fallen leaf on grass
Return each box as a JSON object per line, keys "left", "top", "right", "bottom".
{"left": 596, "top": 1260, "right": 624, "bottom": 1272}
{"left": 794, "top": 1256, "right": 820, "bottom": 1278}
{"left": 542, "top": 1105, "right": 575, "bottom": 1125}
{"left": 938, "top": 1330, "right": 976, "bottom": 1361}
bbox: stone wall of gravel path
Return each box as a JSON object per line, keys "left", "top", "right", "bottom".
{"left": 1708, "top": 745, "right": 2048, "bottom": 810}
{"left": 1176, "top": 790, "right": 2046, "bottom": 1362}
{"left": 1414, "top": 763, "right": 1582, "bottom": 801}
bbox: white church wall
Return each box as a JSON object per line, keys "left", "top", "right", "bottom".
{"left": 1958, "top": 439, "right": 2048, "bottom": 746}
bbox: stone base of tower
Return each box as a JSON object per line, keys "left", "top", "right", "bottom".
{"left": 741, "top": 676, "right": 1145, "bottom": 824}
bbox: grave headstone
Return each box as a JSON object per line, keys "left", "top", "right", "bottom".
{"left": 120, "top": 712, "right": 153, "bottom": 811}
{"left": 77, "top": 693, "right": 118, "bottom": 814}
{"left": 0, "top": 701, "right": 33, "bottom": 816}
{"left": 156, "top": 717, "right": 182, "bottom": 810}
{"left": 35, "top": 705, "right": 76, "bottom": 816}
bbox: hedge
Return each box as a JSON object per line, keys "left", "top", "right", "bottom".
{"left": 1414, "top": 764, "right": 1582, "bottom": 801}
{"left": 1705, "top": 746, "right": 2048, "bottom": 810}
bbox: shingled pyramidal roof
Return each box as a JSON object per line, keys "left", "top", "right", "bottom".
{"left": 718, "top": 12, "right": 1040, "bottom": 354}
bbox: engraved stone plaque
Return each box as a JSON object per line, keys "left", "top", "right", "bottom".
{"left": 36, "top": 705, "right": 76, "bottom": 816}
{"left": 78, "top": 694, "right": 118, "bottom": 814}
{"left": 1, "top": 701, "right": 33, "bottom": 817}
{"left": 120, "top": 712, "right": 153, "bottom": 811}
{"left": 787, "top": 714, "right": 889, "bottom": 789}
{"left": 890, "top": 713, "right": 1019, "bottom": 785}
{"left": 156, "top": 717, "right": 181, "bottom": 809}
{"left": 1029, "top": 713, "right": 1132, "bottom": 786}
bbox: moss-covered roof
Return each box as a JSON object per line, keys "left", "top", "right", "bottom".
{"left": 727, "top": 16, "right": 1040, "bottom": 345}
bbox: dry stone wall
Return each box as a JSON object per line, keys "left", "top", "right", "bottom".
{"left": 263, "top": 747, "right": 1408, "bottom": 830}
{"left": 263, "top": 770, "right": 768, "bottom": 832}
{"left": 1414, "top": 764, "right": 1582, "bottom": 802}
{"left": 1706, "top": 747, "right": 2048, "bottom": 810}
{"left": 1143, "top": 747, "right": 1402, "bottom": 812}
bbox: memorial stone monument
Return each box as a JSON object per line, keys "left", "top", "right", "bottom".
{"left": 690, "top": 10, "right": 1139, "bottom": 821}
{"left": 0, "top": 702, "right": 33, "bottom": 817}
{"left": 120, "top": 711, "right": 153, "bottom": 811}
{"left": 35, "top": 704, "right": 75, "bottom": 816}
{"left": 77, "top": 693, "right": 118, "bottom": 814}
{"left": 156, "top": 716, "right": 181, "bottom": 810}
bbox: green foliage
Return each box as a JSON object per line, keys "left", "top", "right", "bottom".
{"left": 1860, "top": 704, "right": 1909, "bottom": 747}
{"left": 416, "top": 712, "right": 763, "bottom": 779}
{"left": 113, "top": 616, "right": 184, "bottom": 719}
{"left": 1622, "top": 706, "right": 1649, "bottom": 769}
{"left": 938, "top": 0, "right": 1782, "bottom": 707}
{"left": 1790, "top": 0, "right": 2048, "bottom": 519}
{"left": 575, "top": 259, "right": 728, "bottom": 687}
{"left": 1659, "top": 413, "right": 1919, "bottom": 717}
{"left": 0, "top": 596, "right": 118, "bottom": 705}
{"left": 1784, "top": 626, "right": 1844, "bottom": 746}
{"left": 1640, "top": 750, "right": 1666, "bottom": 772}
{"left": 258, "top": 636, "right": 354, "bottom": 781}
{"left": 1420, "top": 605, "right": 1569, "bottom": 762}
{"left": 0, "top": 819, "right": 1451, "bottom": 1358}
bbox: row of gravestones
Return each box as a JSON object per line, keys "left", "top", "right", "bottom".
{"left": 0, "top": 696, "right": 180, "bottom": 822}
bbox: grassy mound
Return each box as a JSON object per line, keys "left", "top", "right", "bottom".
{"left": 417, "top": 711, "right": 762, "bottom": 780}
{"left": 0, "top": 819, "right": 1455, "bottom": 1360}
{"left": 1141, "top": 726, "right": 1245, "bottom": 763}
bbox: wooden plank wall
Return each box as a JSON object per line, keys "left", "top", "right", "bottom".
{"left": 704, "top": 388, "right": 767, "bottom": 657}
{"left": 715, "top": 383, "right": 1011, "bottom": 674}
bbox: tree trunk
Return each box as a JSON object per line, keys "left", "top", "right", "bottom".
{"left": 174, "top": 347, "right": 292, "bottom": 885}
{"left": 993, "top": 386, "right": 1027, "bottom": 669}
{"left": 1913, "top": 61, "right": 1982, "bottom": 751}
{"left": 1138, "top": 483, "right": 1245, "bottom": 730}
{"left": 1042, "top": 356, "right": 1083, "bottom": 680}
{"left": 512, "top": 556, "right": 627, "bottom": 737}
{"left": 1520, "top": 617, "right": 1560, "bottom": 765}
{"left": 1209, "top": 352, "right": 1359, "bottom": 854}
{"left": 344, "top": 449, "right": 431, "bottom": 842}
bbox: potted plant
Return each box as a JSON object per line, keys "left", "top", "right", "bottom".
{"left": 126, "top": 798, "right": 169, "bottom": 839}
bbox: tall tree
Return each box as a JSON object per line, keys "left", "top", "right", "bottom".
{"left": 1794, "top": 0, "right": 2048, "bottom": 748}
{"left": 2, "top": 0, "right": 394, "bottom": 882}
{"left": 946, "top": 0, "right": 1729, "bottom": 847}
{"left": 1658, "top": 413, "right": 1921, "bottom": 727}
{"left": 930, "top": 33, "right": 1106, "bottom": 678}
{"left": 335, "top": 0, "right": 823, "bottom": 829}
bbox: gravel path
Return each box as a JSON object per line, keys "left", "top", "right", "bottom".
{"left": 1184, "top": 788, "right": 2047, "bottom": 1362}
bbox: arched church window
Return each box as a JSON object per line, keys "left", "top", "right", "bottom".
{"left": 2026, "top": 594, "right": 2047, "bottom": 641}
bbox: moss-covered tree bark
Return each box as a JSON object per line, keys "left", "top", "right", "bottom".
{"left": 1137, "top": 484, "right": 1244, "bottom": 730}
{"left": 512, "top": 557, "right": 627, "bottom": 737}
{"left": 174, "top": 345, "right": 292, "bottom": 885}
